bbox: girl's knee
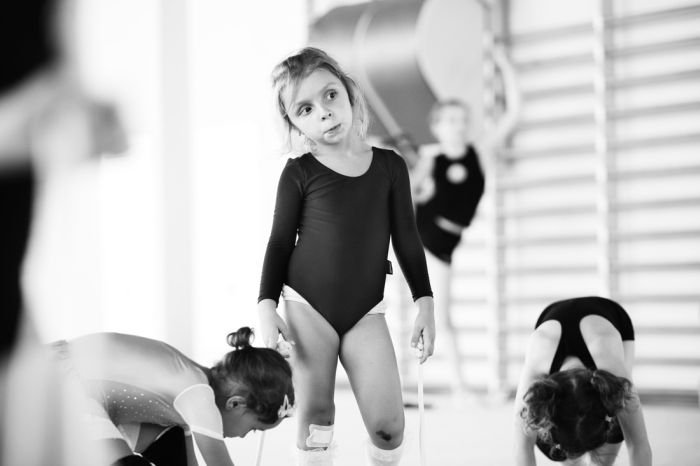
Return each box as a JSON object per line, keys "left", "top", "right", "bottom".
{"left": 368, "top": 417, "right": 404, "bottom": 449}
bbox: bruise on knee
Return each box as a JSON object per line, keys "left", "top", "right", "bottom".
{"left": 375, "top": 430, "right": 392, "bottom": 442}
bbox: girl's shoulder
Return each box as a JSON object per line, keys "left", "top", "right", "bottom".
{"left": 371, "top": 145, "right": 400, "bottom": 159}
{"left": 163, "top": 345, "right": 210, "bottom": 389}
{"left": 284, "top": 153, "right": 309, "bottom": 167}
{"left": 371, "top": 146, "right": 409, "bottom": 171}
{"left": 280, "top": 153, "right": 311, "bottom": 179}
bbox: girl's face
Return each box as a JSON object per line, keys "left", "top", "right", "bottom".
{"left": 284, "top": 68, "right": 354, "bottom": 148}
{"left": 431, "top": 105, "right": 471, "bottom": 146}
{"left": 222, "top": 407, "right": 282, "bottom": 438}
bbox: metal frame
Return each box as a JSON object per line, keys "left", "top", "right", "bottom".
{"left": 471, "top": 0, "right": 700, "bottom": 391}
{"left": 482, "top": 0, "right": 509, "bottom": 397}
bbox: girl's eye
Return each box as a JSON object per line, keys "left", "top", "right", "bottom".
{"left": 298, "top": 106, "right": 312, "bottom": 116}
{"left": 327, "top": 90, "right": 337, "bottom": 100}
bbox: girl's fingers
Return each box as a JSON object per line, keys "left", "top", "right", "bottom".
{"left": 276, "top": 339, "right": 293, "bottom": 358}
{"left": 277, "top": 319, "right": 294, "bottom": 345}
{"left": 423, "top": 332, "right": 435, "bottom": 358}
{"left": 410, "top": 326, "right": 422, "bottom": 349}
{"left": 417, "top": 331, "right": 435, "bottom": 364}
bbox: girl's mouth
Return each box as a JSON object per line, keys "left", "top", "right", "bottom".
{"left": 325, "top": 123, "right": 341, "bottom": 134}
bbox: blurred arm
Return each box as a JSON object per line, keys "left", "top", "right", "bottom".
{"left": 482, "top": 45, "right": 521, "bottom": 151}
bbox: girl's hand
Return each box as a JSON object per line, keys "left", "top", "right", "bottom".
{"left": 411, "top": 296, "right": 435, "bottom": 364}
{"left": 276, "top": 339, "right": 294, "bottom": 358}
{"left": 257, "top": 299, "right": 294, "bottom": 353}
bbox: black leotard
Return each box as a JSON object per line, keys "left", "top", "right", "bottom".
{"left": 534, "top": 297, "right": 635, "bottom": 457}
{"left": 258, "top": 147, "right": 432, "bottom": 336}
{"left": 535, "top": 296, "right": 635, "bottom": 374}
{"left": 416, "top": 145, "right": 484, "bottom": 263}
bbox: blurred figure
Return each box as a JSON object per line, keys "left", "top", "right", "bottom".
{"left": 513, "top": 297, "right": 652, "bottom": 466}
{"left": 1, "top": 0, "right": 126, "bottom": 464}
{"left": 0, "top": 0, "right": 127, "bottom": 357}
{"left": 0, "top": 0, "right": 58, "bottom": 358}
{"left": 52, "top": 327, "right": 294, "bottom": 466}
{"left": 410, "top": 46, "right": 520, "bottom": 401}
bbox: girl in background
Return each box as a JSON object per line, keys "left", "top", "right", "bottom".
{"left": 513, "top": 297, "right": 652, "bottom": 466}
{"left": 257, "top": 47, "right": 435, "bottom": 466}
{"left": 410, "top": 46, "right": 520, "bottom": 399}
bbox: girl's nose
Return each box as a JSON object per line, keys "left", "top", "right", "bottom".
{"left": 321, "top": 109, "right": 332, "bottom": 119}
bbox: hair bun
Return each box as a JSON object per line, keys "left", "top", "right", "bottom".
{"left": 227, "top": 327, "right": 254, "bottom": 350}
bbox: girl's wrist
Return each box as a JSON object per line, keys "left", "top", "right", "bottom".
{"left": 415, "top": 296, "right": 434, "bottom": 311}
{"left": 257, "top": 299, "right": 277, "bottom": 312}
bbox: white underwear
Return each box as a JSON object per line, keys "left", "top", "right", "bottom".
{"left": 282, "top": 284, "right": 387, "bottom": 315}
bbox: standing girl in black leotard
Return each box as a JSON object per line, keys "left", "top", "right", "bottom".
{"left": 257, "top": 47, "right": 435, "bottom": 466}
{"left": 513, "top": 297, "right": 652, "bottom": 466}
{"left": 411, "top": 46, "right": 519, "bottom": 400}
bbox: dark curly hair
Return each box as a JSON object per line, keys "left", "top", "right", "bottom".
{"left": 521, "top": 368, "right": 633, "bottom": 460}
{"left": 209, "top": 327, "right": 294, "bottom": 424}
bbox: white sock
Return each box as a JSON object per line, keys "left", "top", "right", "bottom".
{"left": 297, "top": 447, "right": 333, "bottom": 466}
{"left": 365, "top": 439, "right": 404, "bottom": 466}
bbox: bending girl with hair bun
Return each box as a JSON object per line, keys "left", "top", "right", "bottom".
{"left": 513, "top": 297, "right": 652, "bottom": 466}
{"left": 51, "top": 327, "right": 294, "bottom": 466}
{"left": 258, "top": 46, "right": 434, "bottom": 466}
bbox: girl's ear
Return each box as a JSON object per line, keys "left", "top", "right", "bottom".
{"left": 225, "top": 395, "right": 247, "bottom": 411}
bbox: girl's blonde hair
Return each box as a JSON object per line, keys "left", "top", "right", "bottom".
{"left": 271, "top": 47, "right": 369, "bottom": 151}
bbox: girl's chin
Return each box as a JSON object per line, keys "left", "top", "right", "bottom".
{"left": 322, "top": 128, "right": 349, "bottom": 143}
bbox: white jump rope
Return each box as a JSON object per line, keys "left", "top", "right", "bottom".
{"left": 255, "top": 431, "right": 266, "bottom": 466}
{"left": 417, "top": 335, "right": 427, "bottom": 466}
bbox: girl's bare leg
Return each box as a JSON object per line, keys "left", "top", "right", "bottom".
{"left": 426, "top": 251, "right": 467, "bottom": 399}
{"left": 284, "top": 301, "right": 340, "bottom": 464}
{"left": 340, "top": 314, "right": 405, "bottom": 465}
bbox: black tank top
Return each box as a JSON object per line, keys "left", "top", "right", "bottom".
{"left": 417, "top": 144, "right": 484, "bottom": 227}
{"left": 535, "top": 297, "right": 635, "bottom": 374}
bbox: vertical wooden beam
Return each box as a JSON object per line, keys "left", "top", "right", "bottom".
{"left": 483, "top": 0, "right": 508, "bottom": 397}
{"left": 160, "top": 0, "right": 193, "bottom": 353}
{"left": 592, "top": 0, "right": 616, "bottom": 299}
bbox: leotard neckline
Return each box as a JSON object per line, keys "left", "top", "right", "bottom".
{"left": 306, "top": 147, "right": 375, "bottom": 179}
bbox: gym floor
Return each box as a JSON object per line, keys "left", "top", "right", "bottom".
{"left": 228, "top": 387, "right": 700, "bottom": 466}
